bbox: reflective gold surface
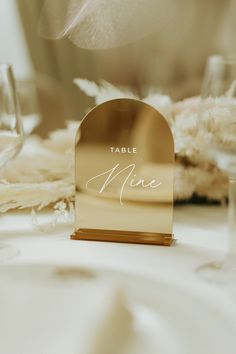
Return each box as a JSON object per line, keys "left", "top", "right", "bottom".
{"left": 72, "top": 99, "right": 174, "bottom": 245}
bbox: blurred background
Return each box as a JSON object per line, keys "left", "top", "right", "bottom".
{"left": 0, "top": 0, "right": 235, "bottom": 135}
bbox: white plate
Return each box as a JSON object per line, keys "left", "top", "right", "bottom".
{"left": 0, "top": 264, "right": 235, "bottom": 354}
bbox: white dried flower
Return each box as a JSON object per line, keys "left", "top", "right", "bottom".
{"left": 31, "top": 200, "right": 74, "bottom": 232}
{"left": 74, "top": 79, "right": 136, "bottom": 106}
{"left": 143, "top": 93, "right": 173, "bottom": 122}
{"left": 1, "top": 82, "right": 235, "bottom": 212}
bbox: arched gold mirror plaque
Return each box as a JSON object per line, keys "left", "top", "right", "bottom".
{"left": 71, "top": 99, "right": 174, "bottom": 245}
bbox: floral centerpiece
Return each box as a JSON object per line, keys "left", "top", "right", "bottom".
{"left": 1, "top": 79, "right": 236, "bottom": 212}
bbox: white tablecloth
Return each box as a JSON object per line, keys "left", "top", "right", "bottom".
{"left": 0, "top": 205, "right": 235, "bottom": 314}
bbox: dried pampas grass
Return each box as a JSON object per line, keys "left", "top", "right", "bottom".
{"left": 74, "top": 78, "right": 174, "bottom": 120}
{"left": 0, "top": 181, "right": 73, "bottom": 213}
{"left": 0, "top": 79, "right": 235, "bottom": 212}
{"left": 0, "top": 121, "right": 78, "bottom": 212}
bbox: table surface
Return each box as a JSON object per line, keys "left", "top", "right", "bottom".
{"left": 1, "top": 204, "right": 236, "bottom": 317}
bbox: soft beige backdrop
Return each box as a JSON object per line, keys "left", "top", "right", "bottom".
{"left": 15, "top": 0, "right": 235, "bottom": 132}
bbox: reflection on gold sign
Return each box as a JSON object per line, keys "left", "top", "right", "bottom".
{"left": 71, "top": 99, "right": 175, "bottom": 246}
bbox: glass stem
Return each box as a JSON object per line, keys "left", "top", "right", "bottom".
{"left": 228, "top": 177, "right": 236, "bottom": 258}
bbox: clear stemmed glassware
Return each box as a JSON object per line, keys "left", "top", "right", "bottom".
{"left": 0, "top": 64, "right": 24, "bottom": 261}
{"left": 197, "top": 55, "right": 236, "bottom": 283}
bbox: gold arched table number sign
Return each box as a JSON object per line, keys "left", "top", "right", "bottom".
{"left": 71, "top": 98, "right": 175, "bottom": 246}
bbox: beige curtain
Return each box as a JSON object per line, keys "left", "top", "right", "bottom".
{"left": 16, "top": 0, "right": 233, "bottom": 126}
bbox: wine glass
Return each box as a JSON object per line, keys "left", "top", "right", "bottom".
{"left": 0, "top": 63, "right": 24, "bottom": 261}
{"left": 197, "top": 55, "right": 236, "bottom": 283}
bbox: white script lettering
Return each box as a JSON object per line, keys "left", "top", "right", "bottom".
{"left": 86, "top": 163, "right": 162, "bottom": 205}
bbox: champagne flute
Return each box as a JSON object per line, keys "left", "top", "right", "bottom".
{"left": 0, "top": 64, "right": 24, "bottom": 261}
{"left": 197, "top": 55, "right": 236, "bottom": 283}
